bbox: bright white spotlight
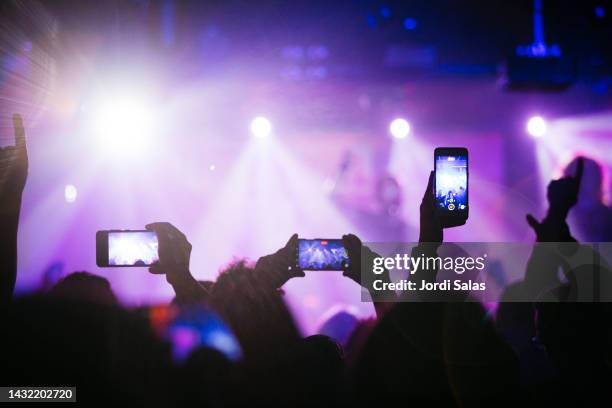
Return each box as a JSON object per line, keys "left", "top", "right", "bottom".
{"left": 389, "top": 118, "right": 411, "bottom": 139}
{"left": 93, "top": 97, "right": 154, "bottom": 153}
{"left": 527, "top": 116, "right": 547, "bottom": 138}
{"left": 64, "top": 184, "right": 77, "bottom": 203}
{"left": 250, "top": 117, "right": 272, "bottom": 138}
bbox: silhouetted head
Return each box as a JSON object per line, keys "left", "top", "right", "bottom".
{"left": 177, "top": 347, "right": 239, "bottom": 406}
{"left": 210, "top": 260, "right": 304, "bottom": 405}
{"left": 300, "top": 334, "right": 344, "bottom": 373}
{"left": 564, "top": 156, "right": 605, "bottom": 205}
{"left": 49, "top": 271, "right": 117, "bottom": 306}
{"left": 210, "top": 260, "right": 301, "bottom": 361}
{"left": 296, "top": 335, "right": 346, "bottom": 405}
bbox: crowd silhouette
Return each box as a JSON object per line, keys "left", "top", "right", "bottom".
{"left": 1, "top": 115, "right": 611, "bottom": 406}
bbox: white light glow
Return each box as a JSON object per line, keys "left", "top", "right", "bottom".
{"left": 64, "top": 184, "right": 77, "bottom": 203}
{"left": 93, "top": 96, "right": 154, "bottom": 153}
{"left": 250, "top": 116, "right": 272, "bottom": 138}
{"left": 527, "top": 116, "right": 547, "bottom": 138}
{"left": 389, "top": 118, "right": 411, "bottom": 139}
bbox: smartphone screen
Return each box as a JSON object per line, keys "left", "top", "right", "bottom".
{"left": 96, "top": 230, "right": 159, "bottom": 267}
{"left": 435, "top": 148, "right": 468, "bottom": 217}
{"left": 297, "top": 239, "right": 349, "bottom": 270}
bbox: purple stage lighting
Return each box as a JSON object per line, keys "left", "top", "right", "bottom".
{"left": 250, "top": 116, "right": 272, "bottom": 138}
{"left": 527, "top": 116, "right": 547, "bottom": 138}
{"left": 389, "top": 118, "right": 411, "bottom": 139}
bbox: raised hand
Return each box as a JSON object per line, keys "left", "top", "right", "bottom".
{"left": 525, "top": 213, "right": 576, "bottom": 243}
{"left": 146, "top": 222, "right": 208, "bottom": 304}
{"left": 547, "top": 157, "right": 583, "bottom": 219}
{"left": 255, "top": 234, "right": 305, "bottom": 289}
{"left": 419, "top": 171, "right": 443, "bottom": 244}
{"left": 342, "top": 233, "right": 373, "bottom": 286}
{"left": 0, "top": 114, "right": 28, "bottom": 209}
{"left": 146, "top": 222, "right": 193, "bottom": 284}
{"left": 342, "top": 233, "right": 396, "bottom": 312}
{"left": 526, "top": 157, "right": 583, "bottom": 242}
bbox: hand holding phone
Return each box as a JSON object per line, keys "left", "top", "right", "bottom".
{"left": 96, "top": 223, "right": 192, "bottom": 277}
{"left": 255, "top": 234, "right": 305, "bottom": 286}
{"left": 434, "top": 147, "right": 469, "bottom": 228}
{"left": 145, "top": 222, "right": 192, "bottom": 278}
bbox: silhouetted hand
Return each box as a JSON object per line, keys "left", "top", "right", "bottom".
{"left": 419, "top": 171, "right": 443, "bottom": 244}
{"left": 0, "top": 114, "right": 28, "bottom": 210}
{"left": 526, "top": 157, "right": 583, "bottom": 242}
{"left": 546, "top": 157, "right": 583, "bottom": 219}
{"left": 342, "top": 233, "right": 396, "bottom": 309}
{"left": 525, "top": 214, "right": 576, "bottom": 242}
{"left": 146, "top": 222, "right": 192, "bottom": 285}
{"left": 255, "top": 234, "right": 304, "bottom": 288}
{"left": 342, "top": 233, "right": 378, "bottom": 286}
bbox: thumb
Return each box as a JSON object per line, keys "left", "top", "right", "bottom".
{"left": 422, "top": 171, "right": 434, "bottom": 203}
{"left": 148, "top": 264, "right": 164, "bottom": 274}
{"left": 526, "top": 214, "right": 541, "bottom": 231}
{"left": 285, "top": 233, "right": 298, "bottom": 249}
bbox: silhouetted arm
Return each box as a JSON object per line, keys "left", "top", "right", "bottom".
{"left": 0, "top": 114, "right": 28, "bottom": 308}
{"left": 342, "top": 233, "right": 396, "bottom": 317}
{"left": 0, "top": 201, "right": 21, "bottom": 307}
{"left": 146, "top": 222, "right": 208, "bottom": 305}
{"left": 254, "top": 234, "right": 305, "bottom": 290}
{"left": 411, "top": 171, "right": 443, "bottom": 287}
{"left": 523, "top": 158, "right": 584, "bottom": 299}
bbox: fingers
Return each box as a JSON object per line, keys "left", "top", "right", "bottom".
{"left": 282, "top": 233, "right": 301, "bottom": 270}
{"left": 146, "top": 222, "right": 186, "bottom": 241}
{"left": 423, "top": 171, "right": 434, "bottom": 202}
{"left": 285, "top": 233, "right": 298, "bottom": 250}
{"left": 146, "top": 222, "right": 172, "bottom": 233}
{"left": 12, "top": 114, "right": 26, "bottom": 150}
{"left": 285, "top": 233, "right": 302, "bottom": 272}
{"left": 146, "top": 222, "right": 165, "bottom": 231}
{"left": 342, "top": 233, "right": 361, "bottom": 251}
{"left": 526, "top": 214, "right": 540, "bottom": 230}
{"left": 148, "top": 264, "right": 164, "bottom": 274}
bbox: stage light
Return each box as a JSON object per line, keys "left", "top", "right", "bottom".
{"left": 93, "top": 97, "right": 154, "bottom": 152}
{"left": 389, "top": 118, "right": 411, "bottom": 139}
{"left": 250, "top": 117, "right": 272, "bottom": 138}
{"left": 527, "top": 116, "right": 547, "bottom": 138}
{"left": 64, "top": 184, "right": 77, "bottom": 203}
{"left": 403, "top": 18, "right": 417, "bottom": 30}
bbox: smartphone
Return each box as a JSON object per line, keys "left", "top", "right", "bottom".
{"left": 96, "top": 230, "right": 159, "bottom": 267}
{"left": 296, "top": 239, "right": 349, "bottom": 271}
{"left": 434, "top": 147, "right": 468, "bottom": 227}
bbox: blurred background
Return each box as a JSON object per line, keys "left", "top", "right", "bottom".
{"left": 0, "top": 0, "right": 611, "bottom": 332}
